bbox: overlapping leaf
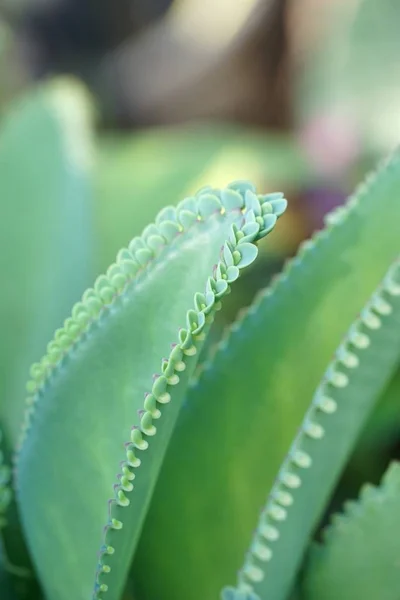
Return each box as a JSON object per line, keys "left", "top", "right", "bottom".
{"left": 229, "top": 258, "right": 400, "bottom": 599}
{"left": 303, "top": 461, "right": 400, "bottom": 600}
{"left": 134, "top": 152, "right": 400, "bottom": 600}
{"left": 15, "top": 183, "right": 285, "bottom": 600}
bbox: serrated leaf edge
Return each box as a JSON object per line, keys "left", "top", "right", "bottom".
{"left": 12, "top": 181, "right": 286, "bottom": 599}
{"left": 321, "top": 460, "right": 400, "bottom": 546}
{"left": 224, "top": 258, "right": 400, "bottom": 595}
{"left": 194, "top": 151, "right": 399, "bottom": 386}
{"left": 92, "top": 186, "right": 286, "bottom": 598}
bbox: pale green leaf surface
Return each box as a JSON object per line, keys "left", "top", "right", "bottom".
{"left": 134, "top": 152, "right": 400, "bottom": 600}
{"left": 0, "top": 19, "right": 23, "bottom": 110}
{"left": 303, "top": 461, "right": 400, "bottom": 600}
{"left": 16, "top": 184, "right": 284, "bottom": 600}
{"left": 231, "top": 258, "right": 400, "bottom": 599}
{"left": 0, "top": 77, "right": 94, "bottom": 450}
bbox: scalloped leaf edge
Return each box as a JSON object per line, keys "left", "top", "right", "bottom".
{"left": 321, "top": 460, "right": 400, "bottom": 546}
{"left": 192, "top": 152, "right": 398, "bottom": 389}
{"left": 221, "top": 256, "right": 400, "bottom": 594}
{"left": 92, "top": 185, "right": 286, "bottom": 598}
{"left": 302, "top": 460, "right": 400, "bottom": 599}
{"left": 12, "top": 180, "right": 287, "bottom": 599}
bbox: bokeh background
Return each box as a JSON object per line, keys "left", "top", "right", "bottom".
{"left": 3, "top": 0, "right": 398, "bottom": 311}
{"left": 1, "top": 0, "right": 400, "bottom": 570}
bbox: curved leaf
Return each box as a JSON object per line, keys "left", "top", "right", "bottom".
{"left": 303, "top": 461, "right": 400, "bottom": 600}
{"left": 229, "top": 258, "right": 400, "bottom": 598}
{"left": 133, "top": 151, "right": 400, "bottom": 600}
{"left": 15, "top": 183, "right": 286, "bottom": 600}
{"left": 0, "top": 77, "right": 94, "bottom": 450}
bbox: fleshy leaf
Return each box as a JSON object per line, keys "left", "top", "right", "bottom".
{"left": 229, "top": 258, "right": 400, "bottom": 599}
{"left": 0, "top": 77, "right": 94, "bottom": 450}
{"left": 133, "top": 151, "right": 400, "bottom": 600}
{"left": 303, "top": 461, "right": 400, "bottom": 600}
{"left": 15, "top": 183, "right": 285, "bottom": 600}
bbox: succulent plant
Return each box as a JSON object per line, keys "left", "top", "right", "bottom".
{"left": 1, "top": 79, "right": 400, "bottom": 600}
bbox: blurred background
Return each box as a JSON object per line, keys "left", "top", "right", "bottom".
{"left": 3, "top": 0, "right": 398, "bottom": 296}
{"left": 1, "top": 0, "right": 400, "bottom": 533}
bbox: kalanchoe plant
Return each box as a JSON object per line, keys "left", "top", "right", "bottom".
{"left": 0, "top": 80, "right": 400, "bottom": 600}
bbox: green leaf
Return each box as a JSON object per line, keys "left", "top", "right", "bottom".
{"left": 303, "top": 461, "right": 400, "bottom": 600}
{"left": 95, "top": 126, "right": 310, "bottom": 271}
{"left": 15, "top": 184, "right": 285, "bottom": 600}
{"left": 227, "top": 257, "right": 400, "bottom": 599}
{"left": 133, "top": 152, "right": 400, "bottom": 600}
{"left": 0, "top": 77, "right": 94, "bottom": 450}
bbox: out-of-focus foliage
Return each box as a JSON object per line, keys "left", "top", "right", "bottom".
{"left": 0, "top": 78, "right": 94, "bottom": 450}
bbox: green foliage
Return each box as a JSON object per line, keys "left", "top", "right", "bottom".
{"left": 0, "top": 77, "right": 94, "bottom": 451}
{"left": 16, "top": 180, "right": 284, "bottom": 600}
{"left": 132, "top": 153, "right": 400, "bottom": 599}
{"left": 0, "top": 76, "right": 399, "bottom": 600}
{"left": 229, "top": 258, "right": 400, "bottom": 600}
{"left": 0, "top": 76, "right": 94, "bottom": 583}
{"left": 303, "top": 461, "right": 400, "bottom": 600}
